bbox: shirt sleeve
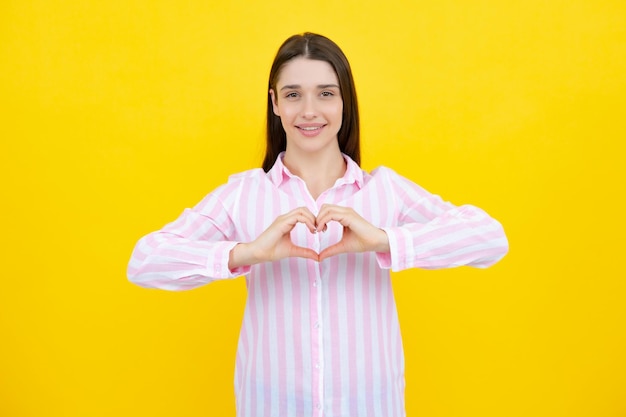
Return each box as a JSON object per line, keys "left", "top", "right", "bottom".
{"left": 126, "top": 187, "right": 251, "bottom": 291}
{"left": 374, "top": 167, "right": 509, "bottom": 271}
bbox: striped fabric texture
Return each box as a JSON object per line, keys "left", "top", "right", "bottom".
{"left": 127, "top": 153, "right": 508, "bottom": 417}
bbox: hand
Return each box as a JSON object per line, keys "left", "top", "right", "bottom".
{"left": 316, "top": 204, "right": 390, "bottom": 262}
{"left": 229, "top": 207, "right": 319, "bottom": 269}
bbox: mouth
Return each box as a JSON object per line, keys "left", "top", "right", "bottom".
{"left": 296, "top": 124, "right": 326, "bottom": 137}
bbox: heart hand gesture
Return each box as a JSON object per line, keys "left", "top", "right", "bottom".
{"left": 228, "top": 205, "right": 390, "bottom": 269}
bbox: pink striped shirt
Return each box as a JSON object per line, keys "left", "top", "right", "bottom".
{"left": 127, "top": 153, "right": 508, "bottom": 417}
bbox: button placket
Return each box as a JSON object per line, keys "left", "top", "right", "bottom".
{"left": 309, "top": 225, "right": 324, "bottom": 416}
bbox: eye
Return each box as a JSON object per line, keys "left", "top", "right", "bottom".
{"left": 320, "top": 91, "right": 334, "bottom": 97}
{"left": 284, "top": 92, "right": 299, "bottom": 99}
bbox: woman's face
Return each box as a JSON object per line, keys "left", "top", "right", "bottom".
{"left": 270, "top": 57, "right": 343, "bottom": 157}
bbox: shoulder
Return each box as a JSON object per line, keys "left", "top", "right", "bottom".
{"left": 217, "top": 167, "right": 269, "bottom": 196}
{"left": 368, "top": 165, "right": 431, "bottom": 196}
{"left": 369, "top": 165, "right": 408, "bottom": 183}
{"left": 195, "top": 168, "right": 267, "bottom": 211}
{"left": 226, "top": 167, "right": 266, "bottom": 184}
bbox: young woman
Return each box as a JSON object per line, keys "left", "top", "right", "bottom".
{"left": 128, "top": 32, "right": 508, "bottom": 417}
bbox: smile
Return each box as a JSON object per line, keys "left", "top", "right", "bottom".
{"left": 296, "top": 124, "right": 326, "bottom": 137}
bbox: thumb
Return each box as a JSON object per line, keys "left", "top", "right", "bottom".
{"left": 290, "top": 245, "right": 320, "bottom": 262}
{"left": 318, "top": 243, "right": 346, "bottom": 262}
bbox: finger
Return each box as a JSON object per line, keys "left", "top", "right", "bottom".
{"left": 316, "top": 206, "right": 353, "bottom": 232}
{"left": 281, "top": 208, "right": 317, "bottom": 233}
{"left": 286, "top": 214, "right": 317, "bottom": 232}
{"left": 290, "top": 207, "right": 318, "bottom": 233}
{"left": 315, "top": 204, "right": 335, "bottom": 232}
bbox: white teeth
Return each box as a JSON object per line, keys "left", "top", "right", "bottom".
{"left": 300, "top": 126, "right": 321, "bottom": 131}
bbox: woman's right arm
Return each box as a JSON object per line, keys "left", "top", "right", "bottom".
{"left": 127, "top": 188, "right": 320, "bottom": 291}
{"left": 127, "top": 192, "right": 249, "bottom": 291}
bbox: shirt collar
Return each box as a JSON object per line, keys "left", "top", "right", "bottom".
{"left": 268, "top": 152, "right": 364, "bottom": 189}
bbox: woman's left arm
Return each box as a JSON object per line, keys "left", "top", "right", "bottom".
{"left": 375, "top": 167, "right": 509, "bottom": 271}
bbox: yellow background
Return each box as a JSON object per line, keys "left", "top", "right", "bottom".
{"left": 1, "top": 1, "right": 625, "bottom": 416}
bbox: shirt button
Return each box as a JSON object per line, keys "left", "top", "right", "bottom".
{"left": 316, "top": 404, "right": 322, "bottom": 410}
{"left": 315, "top": 363, "right": 320, "bottom": 369}
{"left": 314, "top": 322, "right": 320, "bottom": 329}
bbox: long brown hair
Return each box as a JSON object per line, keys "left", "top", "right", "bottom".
{"left": 262, "top": 33, "right": 360, "bottom": 172}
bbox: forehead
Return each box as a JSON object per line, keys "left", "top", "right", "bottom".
{"left": 276, "top": 57, "right": 339, "bottom": 87}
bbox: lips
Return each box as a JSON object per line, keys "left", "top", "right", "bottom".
{"left": 296, "top": 124, "right": 326, "bottom": 137}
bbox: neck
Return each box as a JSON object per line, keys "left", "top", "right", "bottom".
{"left": 283, "top": 146, "right": 346, "bottom": 199}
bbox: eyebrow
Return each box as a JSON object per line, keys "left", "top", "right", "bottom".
{"left": 280, "top": 84, "right": 340, "bottom": 91}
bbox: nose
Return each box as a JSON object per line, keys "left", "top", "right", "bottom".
{"left": 301, "top": 96, "right": 317, "bottom": 119}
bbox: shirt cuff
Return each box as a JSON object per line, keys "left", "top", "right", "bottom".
{"left": 380, "top": 226, "right": 414, "bottom": 272}
{"left": 207, "top": 241, "right": 251, "bottom": 278}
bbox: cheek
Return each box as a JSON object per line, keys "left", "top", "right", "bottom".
{"left": 279, "top": 104, "right": 299, "bottom": 121}
{"left": 329, "top": 101, "right": 343, "bottom": 121}
{"left": 277, "top": 107, "right": 297, "bottom": 131}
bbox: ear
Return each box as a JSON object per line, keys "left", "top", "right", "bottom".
{"left": 269, "top": 89, "right": 280, "bottom": 116}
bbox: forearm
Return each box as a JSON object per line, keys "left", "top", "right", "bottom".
{"left": 371, "top": 228, "right": 391, "bottom": 253}
{"left": 381, "top": 205, "right": 508, "bottom": 271}
{"left": 228, "top": 242, "right": 263, "bottom": 270}
{"left": 127, "top": 231, "right": 248, "bottom": 290}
